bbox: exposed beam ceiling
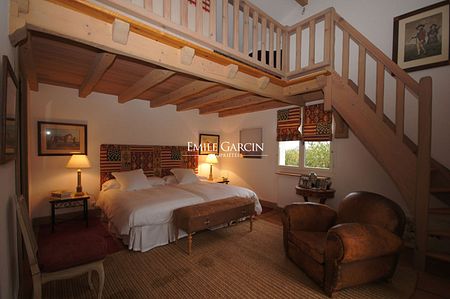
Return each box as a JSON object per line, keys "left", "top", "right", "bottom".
{"left": 219, "top": 101, "right": 290, "bottom": 117}
{"left": 199, "top": 96, "right": 272, "bottom": 114}
{"left": 150, "top": 81, "right": 219, "bottom": 108}
{"left": 79, "top": 53, "right": 116, "bottom": 98}
{"left": 118, "top": 69, "right": 175, "bottom": 103}
{"left": 176, "top": 89, "right": 249, "bottom": 111}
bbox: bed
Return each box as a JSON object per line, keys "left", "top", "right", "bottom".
{"left": 96, "top": 144, "right": 262, "bottom": 252}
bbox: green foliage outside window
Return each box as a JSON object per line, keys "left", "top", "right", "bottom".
{"left": 304, "top": 142, "right": 331, "bottom": 169}
{"left": 284, "top": 148, "right": 299, "bottom": 166}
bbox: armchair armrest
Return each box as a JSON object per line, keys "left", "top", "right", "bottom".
{"left": 282, "top": 202, "right": 337, "bottom": 232}
{"left": 326, "top": 223, "right": 403, "bottom": 263}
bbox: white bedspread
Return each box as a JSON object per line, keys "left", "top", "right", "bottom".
{"left": 96, "top": 181, "right": 262, "bottom": 251}
{"left": 97, "top": 185, "right": 204, "bottom": 235}
{"left": 174, "top": 181, "right": 262, "bottom": 215}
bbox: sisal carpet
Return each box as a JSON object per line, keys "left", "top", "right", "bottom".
{"left": 42, "top": 219, "right": 417, "bottom": 299}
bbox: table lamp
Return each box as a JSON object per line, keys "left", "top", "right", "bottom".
{"left": 66, "top": 154, "right": 91, "bottom": 196}
{"left": 206, "top": 154, "right": 218, "bottom": 181}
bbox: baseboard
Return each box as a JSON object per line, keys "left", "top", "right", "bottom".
{"left": 259, "top": 199, "right": 282, "bottom": 211}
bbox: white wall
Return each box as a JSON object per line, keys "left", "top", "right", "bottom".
{"left": 28, "top": 84, "right": 222, "bottom": 218}
{"left": 0, "top": 1, "right": 19, "bottom": 298}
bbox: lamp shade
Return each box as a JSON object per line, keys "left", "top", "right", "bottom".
{"left": 66, "top": 154, "right": 91, "bottom": 169}
{"left": 205, "top": 154, "right": 218, "bottom": 164}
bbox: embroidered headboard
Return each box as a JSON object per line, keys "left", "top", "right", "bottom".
{"left": 100, "top": 144, "right": 198, "bottom": 186}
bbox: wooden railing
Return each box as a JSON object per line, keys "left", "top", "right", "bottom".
{"left": 332, "top": 12, "right": 432, "bottom": 269}
{"left": 95, "top": 0, "right": 289, "bottom": 77}
{"left": 285, "top": 8, "right": 335, "bottom": 79}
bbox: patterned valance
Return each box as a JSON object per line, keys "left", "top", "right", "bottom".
{"left": 100, "top": 144, "right": 198, "bottom": 187}
{"left": 302, "top": 103, "right": 332, "bottom": 142}
{"left": 277, "top": 107, "right": 301, "bottom": 141}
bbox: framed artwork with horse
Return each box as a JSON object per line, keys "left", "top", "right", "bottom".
{"left": 38, "top": 121, "right": 87, "bottom": 156}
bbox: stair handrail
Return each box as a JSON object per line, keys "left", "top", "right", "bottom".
{"left": 332, "top": 11, "right": 432, "bottom": 270}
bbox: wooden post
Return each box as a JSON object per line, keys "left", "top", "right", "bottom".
{"left": 309, "top": 20, "right": 315, "bottom": 66}
{"left": 396, "top": 79, "right": 405, "bottom": 139}
{"left": 342, "top": 31, "right": 350, "bottom": 82}
{"left": 261, "top": 17, "right": 267, "bottom": 64}
{"left": 276, "top": 27, "right": 282, "bottom": 70}
{"left": 181, "top": 0, "right": 188, "bottom": 27}
{"left": 269, "top": 22, "right": 274, "bottom": 67}
{"left": 233, "top": 0, "right": 240, "bottom": 50}
{"left": 414, "top": 76, "right": 432, "bottom": 271}
{"left": 243, "top": 5, "right": 250, "bottom": 55}
{"left": 295, "top": 26, "right": 302, "bottom": 71}
{"left": 252, "top": 11, "right": 259, "bottom": 62}
{"left": 358, "top": 45, "right": 366, "bottom": 99}
{"left": 376, "top": 61, "right": 385, "bottom": 118}
{"left": 163, "top": 0, "right": 171, "bottom": 20}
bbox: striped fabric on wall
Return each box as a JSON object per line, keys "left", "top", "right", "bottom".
{"left": 100, "top": 144, "right": 198, "bottom": 187}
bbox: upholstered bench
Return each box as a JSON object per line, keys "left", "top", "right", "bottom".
{"left": 173, "top": 197, "right": 255, "bottom": 254}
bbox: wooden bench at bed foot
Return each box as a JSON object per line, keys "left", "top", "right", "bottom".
{"left": 173, "top": 197, "right": 255, "bottom": 254}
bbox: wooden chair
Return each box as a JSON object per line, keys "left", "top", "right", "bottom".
{"left": 15, "top": 195, "right": 106, "bottom": 299}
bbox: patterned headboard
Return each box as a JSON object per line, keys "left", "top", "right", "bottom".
{"left": 100, "top": 144, "right": 198, "bottom": 186}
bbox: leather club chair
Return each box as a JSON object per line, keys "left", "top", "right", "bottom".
{"left": 282, "top": 191, "right": 405, "bottom": 296}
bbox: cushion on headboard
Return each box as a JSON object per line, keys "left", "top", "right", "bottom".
{"left": 100, "top": 144, "right": 198, "bottom": 187}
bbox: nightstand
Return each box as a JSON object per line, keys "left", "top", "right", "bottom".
{"left": 48, "top": 194, "right": 90, "bottom": 232}
{"left": 214, "top": 178, "right": 230, "bottom": 184}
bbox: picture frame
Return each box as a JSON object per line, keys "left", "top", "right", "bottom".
{"left": 239, "top": 128, "right": 263, "bottom": 159}
{"left": 0, "top": 55, "right": 19, "bottom": 164}
{"left": 38, "top": 121, "right": 87, "bottom": 156}
{"left": 393, "top": 1, "right": 449, "bottom": 72}
{"left": 198, "top": 134, "right": 219, "bottom": 155}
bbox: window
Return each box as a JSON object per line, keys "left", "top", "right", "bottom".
{"left": 278, "top": 140, "right": 331, "bottom": 170}
{"left": 276, "top": 103, "right": 332, "bottom": 171}
{"left": 304, "top": 141, "right": 331, "bottom": 169}
{"left": 278, "top": 141, "right": 299, "bottom": 167}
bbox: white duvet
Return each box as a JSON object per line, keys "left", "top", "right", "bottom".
{"left": 97, "top": 181, "right": 262, "bottom": 238}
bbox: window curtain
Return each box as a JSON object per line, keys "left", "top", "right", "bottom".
{"left": 302, "top": 103, "right": 332, "bottom": 141}
{"left": 277, "top": 107, "right": 301, "bottom": 141}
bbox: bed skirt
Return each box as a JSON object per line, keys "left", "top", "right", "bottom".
{"left": 109, "top": 221, "right": 187, "bottom": 252}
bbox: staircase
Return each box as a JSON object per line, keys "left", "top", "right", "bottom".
{"left": 325, "top": 12, "right": 450, "bottom": 270}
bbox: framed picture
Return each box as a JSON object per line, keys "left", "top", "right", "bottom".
{"left": 199, "top": 134, "right": 219, "bottom": 155}
{"left": 239, "top": 128, "right": 263, "bottom": 159}
{"left": 393, "top": 1, "right": 449, "bottom": 72}
{"left": 0, "top": 55, "right": 19, "bottom": 164}
{"left": 38, "top": 121, "right": 87, "bottom": 156}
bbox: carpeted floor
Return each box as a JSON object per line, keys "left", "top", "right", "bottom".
{"left": 42, "top": 219, "right": 416, "bottom": 299}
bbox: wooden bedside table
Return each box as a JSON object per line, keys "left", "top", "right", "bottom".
{"left": 48, "top": 194, "right": 90, "bottom": 232}
{"left": 295, "top": 186, "right": 335, "bottom": 204}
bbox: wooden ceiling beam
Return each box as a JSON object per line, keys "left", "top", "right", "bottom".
{"left": 20, "top": 36, "right": 39, "bottom": 91}
{"left": 219, "top": 101, "right": 290, "bottom": 117}
{"left": 176, "top": 89, "right": 249, "bottom": 111}
{"left": 296, "top": 0, "right": 308, "bottom": 6}
{"left": 79, "top": 52, "right": 116, "bottom": 98}
{"left": 200, "top": 96, "right": 272, "bottom": 114}
{"left": 150, "top": 81, "right": 218, "bottom": 108}
{"left": 279, "top": 90, "right": 324, "bottom": 106}
{"left": 118, "top": 69, "right": 175, "bottom": 103}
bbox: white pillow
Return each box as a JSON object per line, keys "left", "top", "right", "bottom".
{"left": 102, "top": 179, "right": 120, "bottom": 191}
{"left": 170, "top": 168, "right": 200, "bottom": 185}
{"left": 163, "top": 175, "right": 178, "bottom": 185}
{"left": 112, "top": 169, "right": 152, "bottom": 191}
{"left": 147, "top": 176, "right": 166, "bottom": 187}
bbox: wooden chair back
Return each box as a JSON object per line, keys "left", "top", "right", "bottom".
{"left": 15, "top": 195, "right": 40, "bottom": 275}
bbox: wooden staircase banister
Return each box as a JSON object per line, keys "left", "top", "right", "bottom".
{"left": 333, "top": 12, "right": 421, "bottom": 95}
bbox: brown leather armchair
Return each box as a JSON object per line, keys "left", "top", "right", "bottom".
{"left": 282, "top": 191, "right": 405, "bottom": 296}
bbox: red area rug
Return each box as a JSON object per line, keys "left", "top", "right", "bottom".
{"left": 38, "top": 215, "right": 124, "bottom": 255}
